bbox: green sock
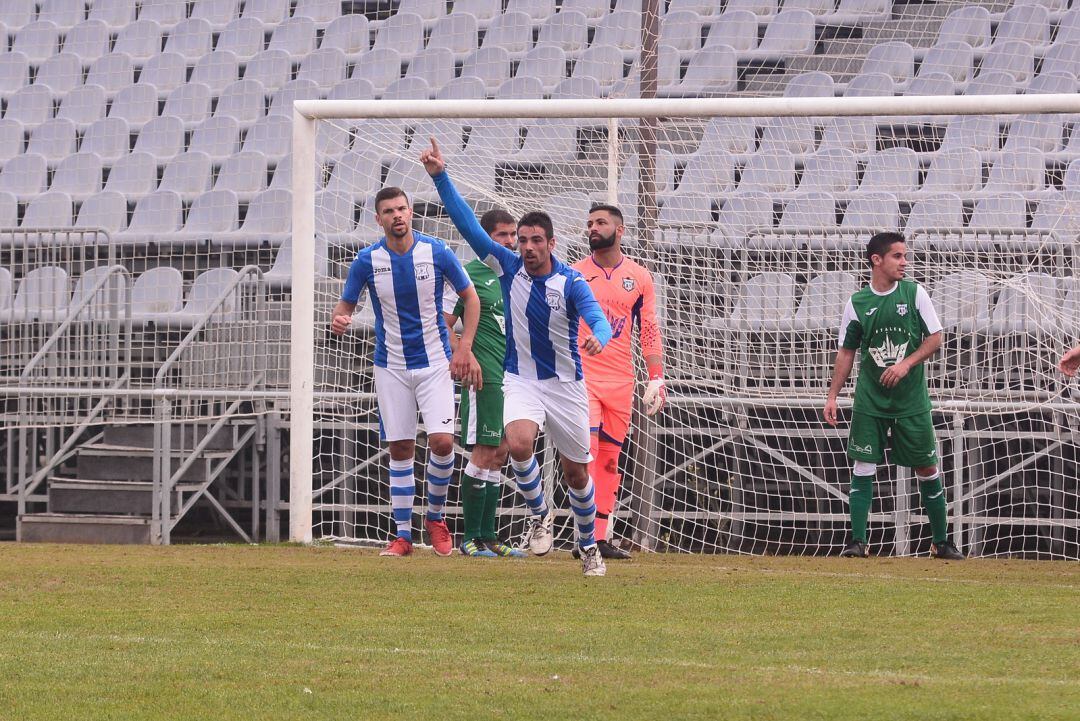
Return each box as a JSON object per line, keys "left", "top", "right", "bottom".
{"left": 461, "top": 472, "right": 486, "bottom": 542}
{"left": 480, "top": 473, "right": 500, "bottom": 542}
{"left": 919, "top": 475, "right": 949, "bottom": 544}
{"left": 849, "top": 475, "right": 875, "bottom": 543}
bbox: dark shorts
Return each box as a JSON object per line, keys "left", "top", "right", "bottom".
{"left": 847, "top": 410, "right": 938, "bottom": 468}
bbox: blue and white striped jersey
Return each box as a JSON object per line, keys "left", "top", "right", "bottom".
{"left": 432, "top": 171, "right": 612, "bottom": 382}
{"left": 341, "top": 233, "right": 472, "bottom": 370}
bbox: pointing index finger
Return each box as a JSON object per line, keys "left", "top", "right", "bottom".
{"left": 430, "top": 136, "right": 440, "bottom": 154}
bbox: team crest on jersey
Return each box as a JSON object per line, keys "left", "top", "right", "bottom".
{"left": 414, "top": 263, "right": 433, "bottom": 281}
{"left": 622, "top": 276, "right": 635, "bottom": 292}
{"left": 896, "top": 303, "right": 908, "bottom": 317}
{"left": 870, "top": 336, "right": 909, "bottom": 368}
{"left": 545, "top": 289, "right": 562, "bottom": 311}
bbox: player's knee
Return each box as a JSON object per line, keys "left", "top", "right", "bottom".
{"left": 563, "top": 463, "right": 589, "bottom": 489}
{"left": 388, "top": 440, "right": 414, "bottom": 461}
{"left": 915, "top": 466, "right": 938, "bottom": 479}
{"left": 427, "top": 434, "right": 454, "bottom": 457}
{"left": 852, "top": 461, "right": 877, "bottom": 477}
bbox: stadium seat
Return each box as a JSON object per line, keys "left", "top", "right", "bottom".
{"left": 562, "top": 0, "right": 610, "bottom": 21}
{"left": 791, "top": 272, "right": 860, "bottom": 330}
{"left": 745, "top": 10, "right": 815, "bottom": 62}
{"left": 159, "top": 151, "right": 214, "bottom": 203}
{"left": 921, "top": 148, "right": 982, "bottom": 194}
{"left": 932, "top": 270, "right": 992, "bottom": 332}
{"left": 213, "top": 80, "right": 265, "bottom": 129}
{"left": 784, "top": 71, "right": 835, "bottom": 97}
{"left": 593, "top": 11, "right": 642, "bottom": 62}
{"left": 968, "top": 193, "right": 1027, "bottom": 229}
{"left": 410, "top": 119, "right": 466, "bottom": 158}
{"left": 130, "top": 267, "right": 185, "bottom": 323}
{"left": 64, "top": 20, "right": 111, "bottom": 66}
{"left": 268, "top": 16, "right": 316, "bottom": 57}
{"left": 57, "top": 85, "right": 106, "bottom": 131}
{"left": 179, "top": 190, "right": 240, "bottom": 242}
{"left": 217, "top": 18, "right": 267, "bottom": 62}
{"left": 453, "top": 0, "right": 501, "bottom": 30}
{"left": 984, "top": 151, "right": 1044, "bottom": 193}
{"left": 904, "top": 193, "right": 963, "bottom": 232}
{"left": 512, "top": 120, "right": 579, "bottom": 163}
{"left": 988, "top": 272, "right": 1058, "bottom": 335}
{"left": 66, "top": 265, "right": 131, "bottom": 321}
{"left": 138, "top": 52, "right": 187, "bottom": 98}
{"left": 163, "top": 82, "right": 217, "bottom": 131}
{"left": 4, "top": 85, "right": 53, "bottom": 127}
{"left": 779, "top": 192, "right": 836, "bottom": 230}
{"left": 50, "top": 152, "right": 103, "bottom": 202}
{"left": 396, "top": 0, "right": 448, "bottom": 28}
{"left": 34, "top": 53, "right": 83, "bottom": 97}
{"left": 661, "top": 11, "right": 704, "bottom": 61}
{"left": 940, "top": 115, "right": 1000, "bottom": 152}
{"left": 315, "top": 189, "right": 358, "bottom": 246}
{"left": 0, "top": 52, "right": 30, "bottom": 96}
{"left": 164, "top": 18, "right": 214, "bottom": 60}
{"left": 1030, "top": 192, "right": 1078, "bottom": 234}
{"left": 27, "top": 119, "right": 76, "bottom": 166}
{"left": 1, "top": 266, "right": 69, "bottom": 323}
{"left": 798, "top": 148, "right": 858, "bottom": 193}
{"left": 936, "top": 6, "right": 991, "bottom": 49}
{"left": 976, "top": 41, "right": 1034, "bottom": 85}
{"left": 657, "top": 193, "right": 714, "bottom": 244}
{"left": 215, "top": 151, "right": 268, "bottom": 203}
{"left": 372, "top": 12, "right": 425, "bottom": 61}
{"left": 294, "top": 0, "right": 342, "bottom": 27}
{"left": 695, "top": 116, "right": 757, "bottom": 156}
{"left": 191, "top": 51, "right": 241, "bottom": 95}
{"left": 860, "top": 148, "right": 919, "bottom": 194}
{"left": 89, "top": 0, "right": 135, "bottom": 29}
{"left": 725, "top": 0, "right": 777, "bottom": 16}
{"left": 352, "top": 48, "right": 404, "bottom": 96}
{"left": 13, "top": 21, "right": 61, "bottom": 65}
{"left": 673, "top": 150, "right": 736, "bottom": 195}
{"left": 0, "top": 119, "right": 24, "bottom": 163}
{"left": 551, "top": 76, "right": 602, "bottom": 99}
{"left": 844, "top": 72, "right": 894, "bottom": 97}
{"left": 480, "top": 11, "right": 533, "bottom": 61}
{"left": 75, "top": 190, "right": 129, "bottom": 234}
{"left": 268, "top": 79, "right": 321, "bottom": 117}
{"left": 118, "top": 190, "right": 184, "bottom": 243}
{"left": 320, "top": 15, "right": 371, "bottom": 63}
{"left": 460, "top": 47, "right": 510, "bottom": 94}
{"left": 904, "top": 72, "right": 956, "bottom": 97}
{"left": 994, "top": 4, "right": 1050, "bottom": 49}
{"left": 860, "top": 41, "right": 914, "bottom": 86}
{"left": 737, "top": 150, "right": 795, "bottom": 194}
{"left": 405, "top": 47, "right": 456, "bottom": 96}
{"left": 86, "top": 52, "right": 135, "bottom": 99}
{"left": 138, "top": 0, "right": 187, "bottom": 30}
{"left": 661, "top": 45, "right": 738, "bottom": 97}
{"left": 79, "top": 117, "right": 131, "bottom": 163}
{"left": 0, "top": 151, "right": 46, "bottom": 198}
{"left": 426, "top": 14, "right": 478, "bottom": 64}
{"left": 0, "top": 268, "right": 11, "bottom": 311}
{"left": 916, "top": 42, "right": 973, "bottom": 84}
{"left": 297, "top": 48, "right": 347, "bottom": 90}
{"left": 1062, "top": 159, "right": 1080, "bottom": 192}
{"left": 132, "top": 115, "right": 185, "bottom": 162}
{"left": 383, "top": 77, "right": 431, "bottom": 100}
{"left": 22, "top": 190, "right": 73, "bottom": 227}
{"left": 242, "top": 115, "right": 293, "bottom": 162}
{"left": 156, "top": 268, "right": 243, "bottom": 328}
{"left": 705, "top": 10, "right": 759, "bottom": 53}
{"left": 1003, "top": 114, "right": 1065, "bottom": 153}
{"left": 759, "top": 117, "right": 816, "bottom": 154}
{"left": 103, "top": 151, "right": 158, "bottom": 199}
{"left": 114, "top": 18, "right": 162, "bottom": 63}
{"left": 0, "top": 191, "right": 15, "bottom": 228}
{"left": 190, "top": 116, "right": 241, "bottom": 161}
{"left": 573, "top": 45, "right": 626, "bottom": 91}
{"left": 711, "top": 273, "right": 797, "bottom": 332}
{"left": 831, "top": 0, "right": 889, "bottom": 24}
{"left": 0, "top": 1, "right": 34, "bottom": 31}
{"left": 536, "top": 11, "right": 588, "bottom": 58}
{"left": 222, "top": 188, "right": 292, "bottom": 249}
{"left": 463, "top": 120, "right": 522, "bottom": 157}
{"left": 713, "top": 193, "right": 775, "bottom": 247}
{"left": 242, "top": 0, "right": 289, "bottom": 24}
{"left": 435, "top": 76, "right": 484, "bottom": 101}
{"left": 191, "top": 0, "right": 240, "bottom": 32}
{"left": 517, "top": 46, "right": 568, "bottom": 94}
{"left": 841, "top": 193, "right": 900, "bottom": 231}
{"left": 1026, "top": 71, "right": 1077, "bottom": 95}
{"left": 110, "top": 83, "right": 159, "bottom": 129}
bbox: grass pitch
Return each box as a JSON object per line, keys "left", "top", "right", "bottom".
{"left": 0, "top": 545, "right": 1076, "bottom": 721}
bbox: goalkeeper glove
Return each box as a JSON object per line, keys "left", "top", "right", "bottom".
{"left": 644, "top": 378, "right": 666, "bottom": 415}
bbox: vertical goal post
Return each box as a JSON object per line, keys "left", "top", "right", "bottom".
{"left": 289, "top": 93, "right": 1080, "bottom": 553}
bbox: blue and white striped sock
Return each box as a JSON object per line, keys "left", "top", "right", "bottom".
{"left": 388, "top": 458, "right": 414, "bottom": 542}
{"left": 425, "top": 451, "right": 454, "bottom": 522}
{"left": 568, "top": 478, "right": 597, "bottom": 549}
{"left": 511, "top": 456, "right": 548, "bottom": 517}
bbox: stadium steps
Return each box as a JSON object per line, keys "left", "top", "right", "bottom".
{"left": 18, "top": 513, "right": 152, "bottom": 544}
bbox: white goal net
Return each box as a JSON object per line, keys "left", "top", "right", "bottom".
{"left": 292, "top": 94, "right": 1080, "bottom": 559}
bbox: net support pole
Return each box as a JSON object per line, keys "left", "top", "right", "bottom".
{"left": 606, "top": 117, "right": 619, "bottom": 206}
{"left": 289, "top": 108, "right": 316, "bottom": 544}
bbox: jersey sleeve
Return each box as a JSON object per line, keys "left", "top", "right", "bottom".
{"left": 838, "top": 298, "right": 862, "bottom": 349}
{"left": 432, "top": 170, "right": 517, "bottom": 275}
{"left": 915, "top": 285, "right": 943, "bottom": 336}
{"left": 637, "top": 269, "right": 664, "bottom": 361}
{"left": 340, "top": 254, "right": 369, "bottom": 304}
{"left": 436, "top": 241, "right": 473, "bottom": 294}
{"left": 442, "top": 291, "right": 462, "bottom": 317}
{"left": 570, "top": 275, "right": 613, "bottom": 346}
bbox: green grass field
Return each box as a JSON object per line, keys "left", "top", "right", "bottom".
{"left": 0, "top": 545, "right": 1076, "bottom": 721}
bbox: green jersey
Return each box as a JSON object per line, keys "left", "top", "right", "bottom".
{"left": 447, "top": 259, "right": 506, "bottom": 382}
{"left": 839, "top": 279, "right": 942, "bottom": 419}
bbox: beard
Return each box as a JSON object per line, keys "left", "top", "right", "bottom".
{"left": 588, "top": 230, "right": 616, "bottom": 251}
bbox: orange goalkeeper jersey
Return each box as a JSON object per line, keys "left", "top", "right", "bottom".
{"left": 572, "top": 255, "right": 663, "bottom": 382}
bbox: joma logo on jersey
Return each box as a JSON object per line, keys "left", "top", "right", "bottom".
{"left": 545, "top": 290, "right": 562, "bottom": 311}
{"left": 414, "top": 263, "right": 433, "bottom": 281}
{"left": 622, "top": 277, "right": 635, "bottom": 292}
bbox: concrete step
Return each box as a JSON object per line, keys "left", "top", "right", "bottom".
{"left": 47, "top": 478, "right": 191, "bottom": 516}
{"left": 76, "top": 444, "right": 235, "bottom": 483}
{"left": 18, "top": 513, "right": 152, "bottom": 544}
{"left": 103, "top": 424, "right": 237, "bottom": 451}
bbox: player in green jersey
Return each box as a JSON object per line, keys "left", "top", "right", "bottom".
{"left": 443, "top": 209, "right": 526, "bottom": 558}
{"left": 823, "top": 232, "right": 965, "bottom": 560}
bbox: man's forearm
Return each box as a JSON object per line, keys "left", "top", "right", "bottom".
{"left": 901, "top": 332, "right": 942, "bottom": 369}
{"left": 827, "top": 350, "right": 855, "bottom": 399}
{"left": 458, "top": 293, "right": 480, "bottom": 351}
{"left": 333, "top": 300, "right": 356, "bottom": 319}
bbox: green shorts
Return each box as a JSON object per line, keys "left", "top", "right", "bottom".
{"left": 847, "top": 410, "right": 939, "bottom": 468}
{"left": 459, "top": 376, "right": 504, "bottom": 447}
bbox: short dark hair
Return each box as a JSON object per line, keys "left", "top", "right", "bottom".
{"left": 866, "top": 231, "right": 905, "bottom": 267}
{"left": 480, "top": 209, "right": 516, "bottom": 235}
{"left": 589, "top": 204, "right": 624, "bottom": 224}
{"left": 517, "top": 211, "right": 554, "bottom": 240}
{"left": 374, "top": 186, "right": 409, "bottom": 212}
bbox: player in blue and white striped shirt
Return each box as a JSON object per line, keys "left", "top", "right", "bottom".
{"left": 331, "top": 186, "right": 482, "bottom": 558}
{"left": 421, "top": 139, "right": 614, "bottom": 577}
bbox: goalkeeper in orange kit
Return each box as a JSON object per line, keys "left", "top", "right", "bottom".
{"left": 571, "top": 204, "right": 665, "bottom": 560}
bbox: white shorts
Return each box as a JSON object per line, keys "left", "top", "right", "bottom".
{"left": 503, "top": 374, "right": 592, "bottom": 464}
{"left": 374, "top": 364, "right": 456, "bottom": 442}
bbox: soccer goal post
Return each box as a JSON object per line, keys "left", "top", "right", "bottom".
{"left": 291, "top": 94, "right": 1080, "bottom": 558}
